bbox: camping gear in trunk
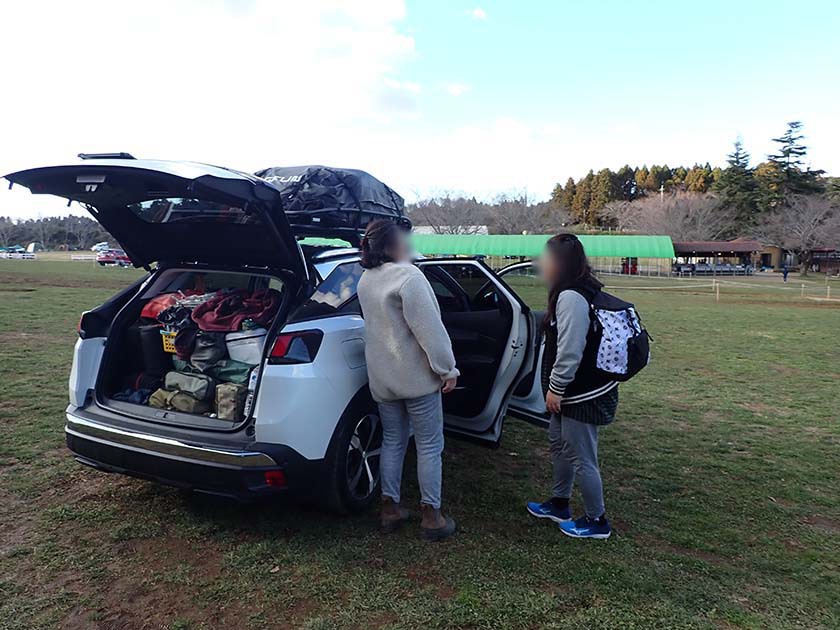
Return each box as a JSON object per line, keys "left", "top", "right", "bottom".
{"left": 149, "top": 388, "right": 212, "bottom": 414}
{"left": 215, "top": 382, "right": 248, "bottom": 421}
{"left": 191, "top": 290, "right": 281, "bottom": 332}
{"left": 225, "top": 328, "right": 267, "bottom": 365}
{"left": 138, "top": 324, "right": 173, "bottom": 376}
{"left": 164, "top": 371, "right": 217, "bottom": 402}
{"left": 173, "top": 357, "right": 253, "bottom": 385}
{"left": 190, "top": 331, "right": 228, "bottom": 373}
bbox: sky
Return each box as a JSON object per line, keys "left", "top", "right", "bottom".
{"left": 1, "top": 0, "right": 838, "bottom": 219}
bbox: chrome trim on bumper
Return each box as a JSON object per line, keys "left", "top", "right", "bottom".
{"left": 65, "top": 414, "right": 277, "bottom": 469}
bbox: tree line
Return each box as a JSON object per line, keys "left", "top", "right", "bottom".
{"left": 2, "top": 122, "right": 838, "bottom": 273}
{"left": 550, "top": 121, "right": 830, "bottom": 233}
{"left": 409, "top": 121, "right": 839, "bottom": 274}
{"left": 0, "top": 214, "right": 109, "bottom": 250}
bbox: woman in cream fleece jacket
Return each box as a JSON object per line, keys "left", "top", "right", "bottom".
{"left": 356, "top": 220, "right": 458, "bottom": 541}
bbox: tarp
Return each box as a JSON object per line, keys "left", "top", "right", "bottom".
{"left": 255, "top": 165, "right": 405, "bottom": 238}
{"left": 410, "top": 234, "right": 675, "bottom": 258}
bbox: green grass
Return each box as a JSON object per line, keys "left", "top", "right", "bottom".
{"left": 1, "top": 259, "right": 838, "bottom": 629}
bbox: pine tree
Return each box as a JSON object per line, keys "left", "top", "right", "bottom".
{"left": 550, "top": 182, "right": 565, "bottom": 208}
{"left": 767, "top": 121, "right": 824, "bottom": 201}
{"left": 571, "top": 171, "right": 594, "bottom": 223}
{"left": 684, "top": 164, "right": 712, "bottom": 192}
{"left": 590, "top": 168, "right": 618, "bottom": 216}
{"left": 714, "top": 140, "right": 758, "bottom": 233}
{"left": 635, "top": 166, "right": 649, "bottom": 192}
{"left": 560, "top": 177, "right": 576, "bottom": 211}
{"left": 616, "top": 165, "right": 637, "bottom": 200}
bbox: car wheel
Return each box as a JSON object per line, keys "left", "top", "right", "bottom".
{"left": 326, "top": 400, "right": 382, "bottom": 513}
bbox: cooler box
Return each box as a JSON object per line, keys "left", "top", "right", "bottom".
{"left": 225, "top": 328, "right": 267, "bottom": 365}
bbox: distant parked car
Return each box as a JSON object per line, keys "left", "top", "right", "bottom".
{"left": 96, "top": 249, "right": 131, "bottom": 267}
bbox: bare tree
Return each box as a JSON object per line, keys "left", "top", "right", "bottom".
{"left": 602, "top": 192, "right": 733, "bottom": 240}
{"left": 757, "top": 195, "right": 840, "bottom": 275}
{"left": 409, "top": 191, "right": 572, "bottom": 236}
{"left": 487, "top": 192, "right": 570, "bottom": 234}
{"left": 408, "top": 194, "right": 488, "bottom": 234}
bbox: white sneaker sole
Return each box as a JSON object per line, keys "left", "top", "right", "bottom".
{"left": 526, "top": 506, "right": 571, "bottom": 524}
{"left": 558, "top": 526, "right": 611, "bottom": 540}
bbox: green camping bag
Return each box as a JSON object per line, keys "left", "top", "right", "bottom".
{"left": 148, "top": 388, "right": 212, "bottom": 414}
{"left": 164, "top": 371, "right": 216, "bottom": 401}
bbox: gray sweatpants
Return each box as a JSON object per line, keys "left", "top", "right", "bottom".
{"left": 550, "top": 413, "right": 605, "bottom": 519}
{"left": 377, "top": 391, "right": 444, "bottom": 509}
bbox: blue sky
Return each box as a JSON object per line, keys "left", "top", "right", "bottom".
{"left": 1, "top": 0, "right": 838, "bottom": 218}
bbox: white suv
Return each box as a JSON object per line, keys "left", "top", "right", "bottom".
{"left": 5, "top": 158, "right": 549, "bottom": 512}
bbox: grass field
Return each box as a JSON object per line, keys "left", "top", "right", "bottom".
{"left": 1, "top": 259, "right": 838, "bottom": 630}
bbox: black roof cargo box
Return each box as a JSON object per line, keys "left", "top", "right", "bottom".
{"left": 255, "top": 165, "right": 408, "bottom": 243}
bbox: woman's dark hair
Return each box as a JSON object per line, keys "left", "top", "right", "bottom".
{"left": 543, "top": 233, "right": 602, "bottom": 334}
{"left": 359, "top": 219, "right": 402, "bottom": 269}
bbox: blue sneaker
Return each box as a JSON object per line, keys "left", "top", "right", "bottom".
{"left": 559, "top": 515, "right": 612, "bottom": 539}
{"left": 526, "top": 499, "right": 572, "bottom": 523}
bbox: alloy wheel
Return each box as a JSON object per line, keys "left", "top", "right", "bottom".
{"left": 346, "top": 413, "right": 382, "bottom": 501}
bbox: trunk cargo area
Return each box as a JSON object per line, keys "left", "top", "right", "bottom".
{"left": 97, "top": 267, "right": 286, "bottom": 430}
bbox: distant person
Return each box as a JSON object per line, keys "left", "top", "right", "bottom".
{"left": 356, "top": 220, "right": 459, "bottom": 542}
{"left": 783, "top": 265, "right": 789, "bottom": 283}
{"left": 526, "top": 233, "right": 618, "bottom": 540}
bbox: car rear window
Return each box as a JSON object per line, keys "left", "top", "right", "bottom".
{"left": 128, "top": 198, "right": 260, "bottom": 225}
{"left": 289, "top": 262, "right": 363, "bottom": 321}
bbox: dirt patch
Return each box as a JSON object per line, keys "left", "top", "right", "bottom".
{"left": 802, "top": 515, "right": 840, "bottom": 534}
{"left": 405, "top": 566, "right": 457, "bottom": 600}
{"left": 738, "top": 401, "right": 783, "bottom": 416}
{"left": 640, "top": 536, "right": 731, "bottom": 566}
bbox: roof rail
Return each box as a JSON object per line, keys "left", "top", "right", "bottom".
{"left": 77, "top": 152, "right": 136, "bottom": 160}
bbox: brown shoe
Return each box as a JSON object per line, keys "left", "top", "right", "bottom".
{"left": 420, "top": 504, "right": 456, "bottom": 542}
{"left": 380, "top": 497, "right": 410, "bottom": 533}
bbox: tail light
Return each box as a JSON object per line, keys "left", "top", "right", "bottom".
{"left": 264, "top": 470, "right": 287, "bottom": 488}
{"left": 269, "top": 330, "right": 323, "bottom": 364}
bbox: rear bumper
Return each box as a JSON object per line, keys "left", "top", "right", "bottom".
{"left": 65, "top": 413, "right": 324, "bottom": 500}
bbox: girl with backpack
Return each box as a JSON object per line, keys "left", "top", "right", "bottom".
{"left": 526, "top": 233, "right": 620, "bottom": 539}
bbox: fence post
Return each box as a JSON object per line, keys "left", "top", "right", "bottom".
{"left": 715, "top": 279, "right": 719, "bottom": 302}
{"left": 801, "top": 283, "right": 805, "bottom": 298}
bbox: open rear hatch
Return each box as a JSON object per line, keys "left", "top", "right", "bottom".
{"left": 4, "top": 159, "right": 307, "bottom": 430}
{"left": 4, "top": 159, "right": 306, "bottom": 274}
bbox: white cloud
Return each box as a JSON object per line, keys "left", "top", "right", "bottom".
{"left": 466, "top": 7, "right": 487, "bottom": 20}
{"left": 445, "top": 82, "right": 471, "bottom": 97}
{"left": 0, "top": 0, "right": 417, "bottom": 218}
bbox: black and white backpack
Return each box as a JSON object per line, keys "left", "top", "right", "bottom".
{"left": 585, "top": 291, "right": 651, "bottom": 382}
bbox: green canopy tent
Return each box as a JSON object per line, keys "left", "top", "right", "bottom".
{"left": 409, "top": 234, "right": 674, "bottom": 259}
{"left": 301, "top": 234, "right": 674, "bottom": 259}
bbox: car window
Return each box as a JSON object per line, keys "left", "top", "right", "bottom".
{"left": 424, "top": 263, "right": 502, "bottom": 312}
{"left": 128, "top": 197, "right": 260, "bottom": 225}
{"left": 290, "top": 262, "right": 363, "bottom": 321}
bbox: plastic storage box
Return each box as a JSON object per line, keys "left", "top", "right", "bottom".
{"left": 225, "top": 328, "right": 267, "bottom": 365}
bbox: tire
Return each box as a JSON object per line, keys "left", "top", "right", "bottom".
{"left": 324, "top": 395, "right": 382, "bottom": 514}
{"left": 98, "top": 262, "right": 106, "bottom": 266}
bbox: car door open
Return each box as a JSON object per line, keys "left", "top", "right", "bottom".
{"left": 416, "top": 259, "right": 533, "bottom": 445}
{"left": 496, "top": 262, "right": 551, "bottom": 426}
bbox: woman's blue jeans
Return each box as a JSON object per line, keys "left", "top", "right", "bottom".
{"left": 377, "top": 391, "right": 444, "bottom": 509}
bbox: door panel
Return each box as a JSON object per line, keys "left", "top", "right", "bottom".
{"left": 417, "top": 259, "right": 531, "bottom": 444}
{"left": 497, "top": 262, "right": 551, "bottom": 426}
